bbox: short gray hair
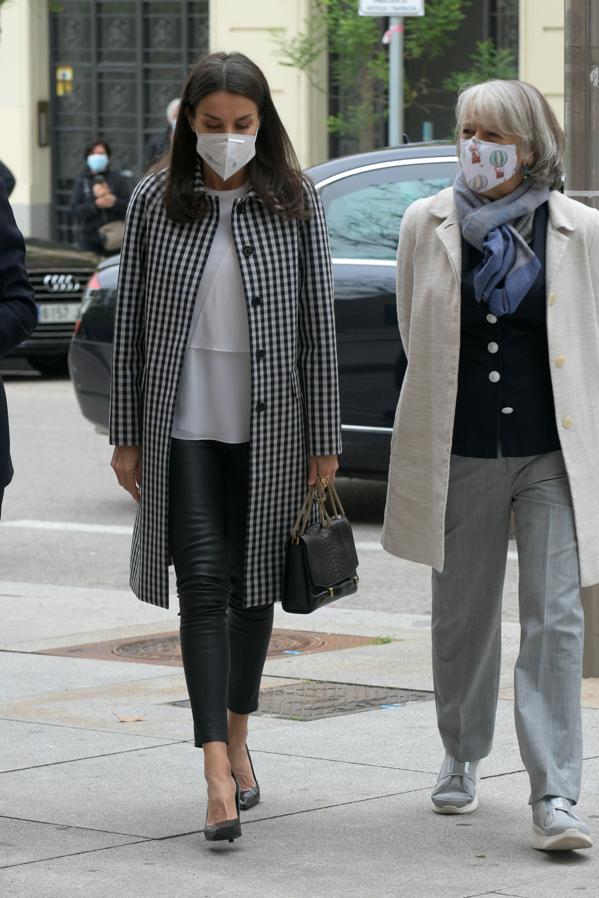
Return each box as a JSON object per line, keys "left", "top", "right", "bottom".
{"left": 455, "top": 80, "right": 564, "bottom": 189}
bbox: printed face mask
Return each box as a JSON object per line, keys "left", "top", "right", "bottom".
{"left": 87, "top": 153, "right": 109, "bottom": 174}
{"left": 195, "top": 131, "right": 257, "bottom": 182}
{"left": 459, "top": 138, "right": 519, "bottom": 193}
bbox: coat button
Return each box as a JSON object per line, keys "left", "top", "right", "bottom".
{"left": 486, "top": 313, "right": 498, "bottom": 324}
{"left": 555, "top": 355, "right": 566, "bottom": 367}
{"left": 488, "top": 371, "right": 501, "bottom": 383}
{"left": 256, "top": 401, "right": 267, "bottom": 413}
{"left": 548, "top": 292, "right": 557, "bottom": 305}
{"left": 251, "top": 296, "right": 262, "bottom": 308}
{"left": 487, "top": 342, "right": 499, "bottom": 354}
{"left": 243, "top": 245, "right": 254, "bottom": 257}
{"left": 501, "top": 407, "right": 514, "bottom": 415}
{"left": 256, "top": 349, "right": 266, "bottom": 361}
{"left": 563, "top": 416, "right": 573, "bottom": 429}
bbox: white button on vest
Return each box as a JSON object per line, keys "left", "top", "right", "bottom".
{"left": 501, "top": 407, "right": 514, "bottom": 415}
{"left": 489, "top": 371, "right": 501, "bottom": 383}
{"left": 487, "top": 342, "right": 499, "bottom": 354}
{"left": 548, "top": 292, "right": 557, "bottom": 305}
{"left": 486, "top": 313, "right": 498, "bottom": 324}
{"left": 555, "top": 355, "right": 566, "bottom": 368}
{"left": 563, "top": 417, "right": 573, "bottom": 429}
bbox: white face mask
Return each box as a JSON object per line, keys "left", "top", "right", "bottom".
{"left": 195, "top": 130, "right": 257, "bottom": 182}
{"left": 459, "top": 137, "right": 519, "bottom": 193}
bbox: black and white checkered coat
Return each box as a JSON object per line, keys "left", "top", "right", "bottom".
{"left": 109, "top": 165, "right": 341, "bottom": 609}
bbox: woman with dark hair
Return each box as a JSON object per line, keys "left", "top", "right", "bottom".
{"left": 69, "top": 139, "right": 130, "bottom": 254}
{"left": 109, "top": 52, "right": 341, "bottom": 843}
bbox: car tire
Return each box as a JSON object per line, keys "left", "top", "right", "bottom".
{"left": 27, "top": 355, "right": 69, "bottom": 376}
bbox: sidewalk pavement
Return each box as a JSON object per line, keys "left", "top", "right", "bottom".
{"left": 1, "top": 579, "right": 599, "bottom": 898}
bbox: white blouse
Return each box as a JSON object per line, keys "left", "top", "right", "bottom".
{"left": 172, "top": 182, "right": 251, "bottom": 443}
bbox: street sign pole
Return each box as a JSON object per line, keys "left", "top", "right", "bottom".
{"left": 359, "top": 1, "right": 424, "bottom": 147}
{"left": 388, "top": 17, "right": 403, "bottom": 145}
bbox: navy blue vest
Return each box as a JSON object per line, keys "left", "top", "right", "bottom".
{"left": 452, "top": 202, "right": 561, "bottom": 458}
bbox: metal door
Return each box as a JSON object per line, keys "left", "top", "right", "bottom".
{"left": 49, "top": 0, "right": 209, "bottom": 244}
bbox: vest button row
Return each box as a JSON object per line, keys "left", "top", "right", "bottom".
{"left": 487, "top": 342, "right": 499, "bottom": 354}
{"left": 555, "top": 355, "right": 566, "bottom": 368}
{"left": 486, "top": 313, "right": 498, "bottom": 324}
{"left": 251, "top": 296, "right": 262, "bottom": 308}
{"left": 256, "top": 401, "right": 267, "bottom": 413}
{"left": 256, "top": 349, "right": 266, "bottom": 361}
{"left": 488, "top": 371, "right": 501, "bottom": 383}
{"left": 563, "top": 416, "right": 573, "bottom": 429}
{"left": 243, "top": 245, "right": 254, "bottom": 257}
{"left": 548, "top": 292, "right": 557, "bottom": 306}
{"left": 501, "top": 407, "right": 514, "bottom": 415}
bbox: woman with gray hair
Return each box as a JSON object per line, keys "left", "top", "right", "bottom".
{"left": 383, "top": 79, "right": 599, "bottom": 851}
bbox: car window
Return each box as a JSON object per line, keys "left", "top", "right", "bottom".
{"left": 320, "top": 161, "right": 456, "bottom": 261}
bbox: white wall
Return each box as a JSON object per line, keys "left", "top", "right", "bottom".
{"left": 519, "top": 0, "right": 564, "bottom": 125}
{"left": 210, "top": 0, "right": 329, "bottom": 167}
{"left": 0, "top": 0, "right": 51, "bottom": 237}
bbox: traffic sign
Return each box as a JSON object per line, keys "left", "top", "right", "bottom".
{"left": 359, "top": 0, "right": 424, "bottom": 15}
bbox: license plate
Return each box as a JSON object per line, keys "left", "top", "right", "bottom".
{"left": 37, "top": 303, "right": 79, "bottom": 324}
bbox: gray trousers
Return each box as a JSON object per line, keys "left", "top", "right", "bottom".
{"left": 432, "top": 450, "right": 584, "bottom": 804}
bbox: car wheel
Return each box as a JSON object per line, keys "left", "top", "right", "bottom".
{"left": 26, "top": 355, "right": 69, "bottom": 376}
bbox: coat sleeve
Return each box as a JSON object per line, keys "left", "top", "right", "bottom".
{"left": 395, "top": 205, "right": 417, "bottom": 355}
{"left": 108, "top": 179, "right": 148, "bottom": 446}
{"left": 110, "top": 173, "right": 131, "bottom": 219}
{"left": 69, "top": 174, "right": 97, "bottom": 223}
{"left": 297, "top": 178, "right": 342, "bottom": 457}
{"left": 0, "top": 182, "right": 37, "bottom": 358}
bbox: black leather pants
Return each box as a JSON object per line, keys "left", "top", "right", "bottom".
{"left": 169, "top": 438, "right": 274, "bottom": 747}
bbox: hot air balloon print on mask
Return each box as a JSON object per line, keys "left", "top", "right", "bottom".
{"left": 468, "top": 173, "right": 489, "bottom": 192}
{"left": 489, "top": 147, "right": 509, "bottom": 180}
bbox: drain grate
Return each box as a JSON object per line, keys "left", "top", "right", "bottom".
{"left": 171, "top": 679, "right": 433, "bottom": 721}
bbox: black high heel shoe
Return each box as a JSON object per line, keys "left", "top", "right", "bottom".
{"left": 239, "top": 746, "right": 261, "bottom": 811}
{"left": 204, "top": 776, "right": 242, "bottom": 843}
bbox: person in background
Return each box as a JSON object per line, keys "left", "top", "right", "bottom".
{"left": 383, "top": 79, "right": 599, "bottom": 851}
{"left": 144, "top": 98, "right": 180, "bottom": 170}
{"left": 69, "top": 140, "right": 130, "bottom": 255}
{"left": 0, "top": 161, "right": 15, "bottom": 197}
{"left": 0, "top": 181, "right": 37, "bottom": 515}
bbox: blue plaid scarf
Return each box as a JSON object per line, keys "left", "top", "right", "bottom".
{"left": 453, "top": 172, "right": 550, "bottom": 317}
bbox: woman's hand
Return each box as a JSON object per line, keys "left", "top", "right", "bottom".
{"left": 307, "top": 454, "right": 339, "bottom": 487}
{"left": 111, "top": 446, "right": 142, "bottom": 503}
{"left": 95, "top": 192, "right": 116, "bottom": 209}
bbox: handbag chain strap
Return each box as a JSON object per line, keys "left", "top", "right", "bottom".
{"left": 290, "top": 477, "right": 347, "bottom": 543}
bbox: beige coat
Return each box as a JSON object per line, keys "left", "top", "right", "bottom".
{"left": 382, "top": 187, "right": 599, "bottom": 588}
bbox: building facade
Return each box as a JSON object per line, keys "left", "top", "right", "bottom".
{"left": 0, "top": 0, "right": 565, "bottom": 242}
{"left": 0, "top": 0, "right": 327, "bottom": 241}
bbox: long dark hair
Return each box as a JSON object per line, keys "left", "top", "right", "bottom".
{"left": 162, "top": 52, "right": 310, "bottom": 222}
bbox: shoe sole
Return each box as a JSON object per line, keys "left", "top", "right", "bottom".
{"left": 532, "top": 825, "right": 593, "bottom": 851}
{"left": 432, "top": 794, "right": 479, "bottom": 815}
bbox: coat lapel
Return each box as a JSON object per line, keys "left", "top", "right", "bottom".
{"left": 546, "top": 191, "right": 576, "bottom": 296}
{"left": 430, "top": 188, "right": 462, "bottom": 287}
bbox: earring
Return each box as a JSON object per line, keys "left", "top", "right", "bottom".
{"left": 522, "top": 164, "right": 531, "bottom": 180}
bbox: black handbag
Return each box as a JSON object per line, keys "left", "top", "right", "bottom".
{"left": 283, "top": 479, "right": 359, "bottom": 614}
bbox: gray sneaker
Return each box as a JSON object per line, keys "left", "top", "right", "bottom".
{"left": 532, "top": 797, "right": 593, "bottom": 851}
{"left": 431, "top": 755, "right": 480, "bottom": 814}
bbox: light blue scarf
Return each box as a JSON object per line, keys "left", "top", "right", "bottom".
{"left": 453, "top": 172, "right": 550, "bottom": 316}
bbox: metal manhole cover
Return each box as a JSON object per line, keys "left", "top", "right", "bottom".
{"left": 171, "top": 680, "right": 433, "bottom": 721}
{"left": 38, "top": 629, "right": 378, "bottom": 666}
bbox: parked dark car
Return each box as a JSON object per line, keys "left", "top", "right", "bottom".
{"left": 69, "top": 143, "right": 458, "bottom": 476}
{"left": 8, "top": 240, "right": 100, "bottom": 374}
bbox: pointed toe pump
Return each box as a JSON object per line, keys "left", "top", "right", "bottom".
{"left": 239, "top": 746, "right": 261, "bottom": 811}
{"left": 204, "top": 777, "right": 242, "bottom": 843}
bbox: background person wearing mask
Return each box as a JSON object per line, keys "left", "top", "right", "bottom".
{"left": 0, "top": 181, "right": 37, "bottom": 515}
{"left": 69, "top": 139, "right": 130, "bottom": 255}
{"left": 144, "top": 98, "right": 180, "bottom": 170}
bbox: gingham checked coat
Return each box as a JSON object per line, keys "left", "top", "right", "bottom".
{"left": 108, "top": 165, "right": 341, "bottom": 609}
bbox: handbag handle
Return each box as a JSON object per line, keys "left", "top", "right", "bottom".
{"left": 290, "top": 478, "right": 347, "bottom": 542}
